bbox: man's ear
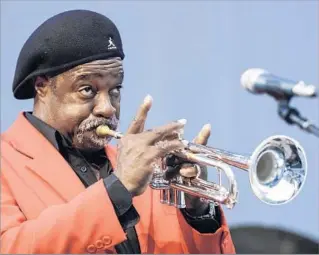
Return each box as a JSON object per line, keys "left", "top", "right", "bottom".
{"left": 34, "top": 76, "right": 50, "bottom": 99}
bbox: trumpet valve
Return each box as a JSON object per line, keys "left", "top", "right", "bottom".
{"left": 160, "top": 189, "right": 170, "bottom": 205}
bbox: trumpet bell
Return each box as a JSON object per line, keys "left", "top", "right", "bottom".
{"left": 250, "top": 135, "right": 307, "bottom": 205}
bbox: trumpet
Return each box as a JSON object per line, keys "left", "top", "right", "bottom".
{"left": 96, "top": 125, "right": 307, "bottom": 209}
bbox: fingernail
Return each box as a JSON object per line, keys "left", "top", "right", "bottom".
{"left": 177, "top": 119, "right": 187, "bottom": 125}
{"left": 144, "top": 94, "right": 153, "bottom": 104}
{"left": 203, "top": 123, "right": 211, "bottom": 130}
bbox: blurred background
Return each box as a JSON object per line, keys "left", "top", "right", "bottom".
{"left": 1, "top": 0, "right": 318, "bottom": 253}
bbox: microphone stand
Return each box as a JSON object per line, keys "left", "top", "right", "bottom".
{"left": 277, "top": 99, "right": 319, "bottom": 138}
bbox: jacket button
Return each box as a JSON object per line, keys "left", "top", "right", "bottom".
{"left": 102, "top": 235, "right": 112, "bottom": 245}
{"left": 87, "top": 244, "right": 97, "bottom": 253}
{"left": 80, "top": 166, "right": 87, "bottom": 172}
{"left": 95, "top": 239, "right": 104, "bottom": 249}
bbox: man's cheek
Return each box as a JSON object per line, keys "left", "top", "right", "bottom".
{"left": 112, "top": 102, "right": 120, "bottom": 119}
{"left": 69, "top": 117, "right": 84, "bottom": 133}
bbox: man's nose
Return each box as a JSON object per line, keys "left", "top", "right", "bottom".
{"left": 93, "top": 94, "right": 116, "bottom": 118}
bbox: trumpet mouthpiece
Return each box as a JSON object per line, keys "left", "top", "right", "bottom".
{"left": 96, "top": 125, "right": 112, "bottom": 136}
{"left": 96, "top": 125, "right": 122, "bottom": 139}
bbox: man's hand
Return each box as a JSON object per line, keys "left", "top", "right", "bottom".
{"left": 114, "top": 95, "right": 186, "bottom": 197}
{"left": 179, "top": 124, "right": 211, "bottom": 215}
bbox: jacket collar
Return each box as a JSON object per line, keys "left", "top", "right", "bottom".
{"left": 3, "top": 112, "right": 117, "bottom": 202}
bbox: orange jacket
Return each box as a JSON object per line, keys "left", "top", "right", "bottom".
{"left": 0, "top": 113, "right": 235, "bottom": 254}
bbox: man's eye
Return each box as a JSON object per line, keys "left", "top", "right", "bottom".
{"left": 109, "top": 86, "right": 122, "bottom": 98}
{"left": 79, "top": 86, "right": 95, "bottom": 97}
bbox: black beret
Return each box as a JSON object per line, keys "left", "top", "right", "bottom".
{"left": 12, "top": 9, "right": 125, "bottom": 100}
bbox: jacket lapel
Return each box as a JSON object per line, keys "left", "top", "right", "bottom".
{"left": 4, "top": 113, "right": 152, "bottom": 252}
{"left": 3, "top": 112, "right": 85, "bottom": 202}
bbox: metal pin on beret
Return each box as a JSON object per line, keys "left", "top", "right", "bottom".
{"left": 12, "top": 9, "right": 125, "bottom": 100}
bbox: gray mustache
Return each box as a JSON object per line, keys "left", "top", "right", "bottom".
{"left": 78, "top": 118, "right": 118, "bottom": 132}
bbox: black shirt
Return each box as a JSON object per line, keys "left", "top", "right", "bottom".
{"left": 25, "top": 112, "right": 220, "bottom": 254}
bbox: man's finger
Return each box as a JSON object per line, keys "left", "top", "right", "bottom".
{"left": 179, "top": 164, "right": 198, "bottom": 178}
{"left": 146, "top": 119, "right": 187, "bottom": 144}
{"left": 152, "top": 140, "right": 185, "bottom": 159}
{"left": 127, "top": 95, "right": 152, "bottom": 134}
{"left": 193, "top": 124, "right": 211, "bottom": 145}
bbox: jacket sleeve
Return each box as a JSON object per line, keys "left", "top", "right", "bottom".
{"left": 176, "top": 208, "right": 236, "bottom": 254}
{"left": 0, "top": 172, "right": 127, "bottom": 254}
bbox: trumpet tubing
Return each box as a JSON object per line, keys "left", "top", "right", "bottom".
{"left": 96, "top": 125, "right": 307, "bottom": 209}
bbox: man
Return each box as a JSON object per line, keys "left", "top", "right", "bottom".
{"left": 0, "top": 10, "right": 235, "bottom": 254}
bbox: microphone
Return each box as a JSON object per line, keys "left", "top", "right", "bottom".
{"left": 240, "top": 68, "right": 317, "bottom": 100}
{"left": 241, "top": 68, "right": 319, "bottom": 138}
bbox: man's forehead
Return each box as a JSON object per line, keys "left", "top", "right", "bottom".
{"left": 67, "top": 58, "right": 124, "bottom": 80}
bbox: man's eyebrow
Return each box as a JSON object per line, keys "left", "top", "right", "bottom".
{"left": 73, "top": 71, "right": 124, "bottom": 82}
{"left": 73, "top": 73, "right": 101, "bottom": 82}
